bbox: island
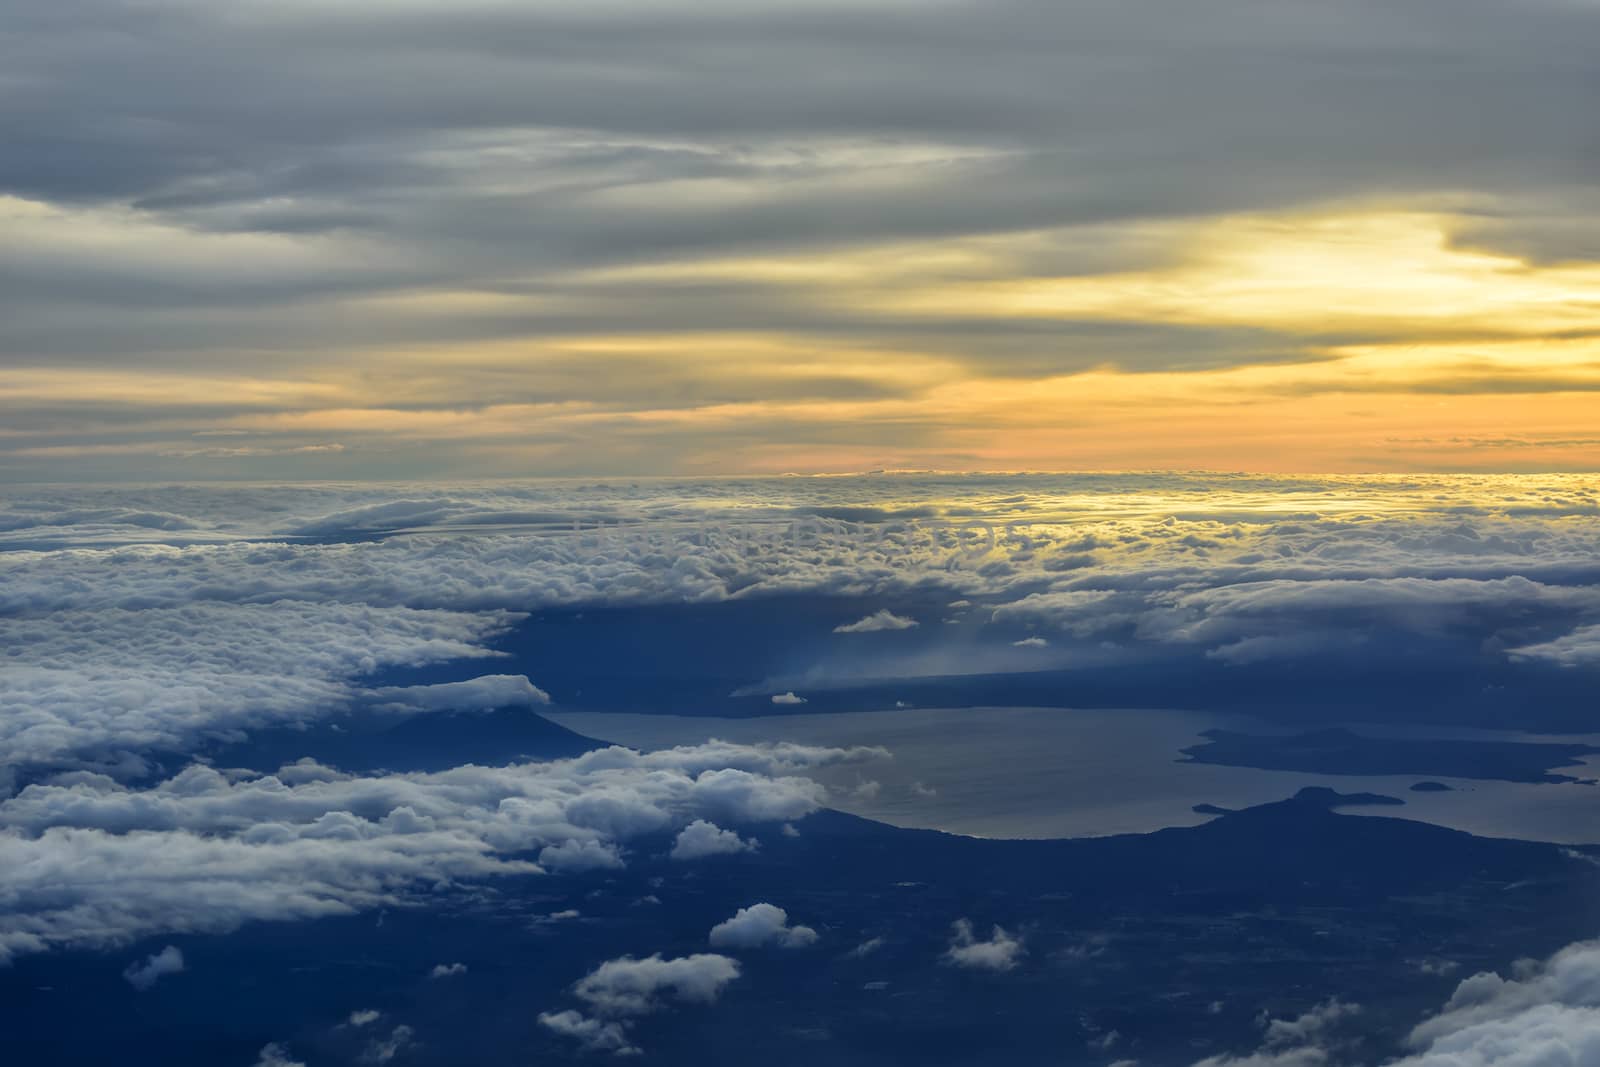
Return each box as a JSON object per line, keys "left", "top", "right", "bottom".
{"left": 1179, "top": 727, "right": 1599, "bottom": 785}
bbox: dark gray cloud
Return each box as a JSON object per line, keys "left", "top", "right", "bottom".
{"left": 7, "top": 1, "right": 1594, "bottom": 212}
{"left": 3, "top": 1, "right": 1596, "bottom": 358}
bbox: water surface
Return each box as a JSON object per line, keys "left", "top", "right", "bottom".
{"left": 549, "top": 706, "right": 1600, "bottom": 843}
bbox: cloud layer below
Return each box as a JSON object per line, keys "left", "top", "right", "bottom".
{"left": 0, "top": 740, "right": 873, "bottom": 962}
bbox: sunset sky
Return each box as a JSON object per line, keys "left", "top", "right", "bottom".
{"left": 4, "top": 0, "right": 1598, "bottom": 480}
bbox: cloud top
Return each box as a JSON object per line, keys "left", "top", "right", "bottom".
{"left": 708, "top": 903, "right": 818, "bottom": 950}
{"left": 944, "top": 918, "right": 1024, "bottom": 971}
{"left": 835, "top": 610, "right": 919, "bottom": 633}
{"left": 122, "top": 944, "right": 185, "bottom": 990}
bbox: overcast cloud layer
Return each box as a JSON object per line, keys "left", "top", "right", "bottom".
{"left": 4, "top": 0, "right": 1600, "bottom": 477}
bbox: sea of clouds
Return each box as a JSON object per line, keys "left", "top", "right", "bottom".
{"left": 7, "top": 474, "right": 1600, "bottom": 779}
{"left": 3, "top": 473, "right": 1600, "bottom": 1063}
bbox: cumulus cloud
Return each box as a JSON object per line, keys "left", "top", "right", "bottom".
{"left": 542, "top": 952, "right": 742, "bottom": 1055}
{"left": 573, "top": 953, "right": 743, "bottom": 1016}
{"left": 770, "top": 692, "right": 807, "bottom": 705}
{"left": 360, "top": 1024, "right": 415, "bottom": 1064}
{"left": 252, "top": 1045, "right": 306, "bottom": 1067}
{"left": 347, "top": 1010, "right": 382, "bottom": 1028}
{"left": 1195, "top": 944, "right": 1600, "bottom": 1067}
{"left": 538, "top": 1009, "right": 639, "bottom": 1056}
{"left": 943, "top": 919, "right": 1024, "bottom": 971}
{"left": 708, "top": 904, "right": 818, "bottom": 950}
{"left": 670, "top": 820, "right": 758, "bottom": 862}
{"left": 1260, "top": 1000, "right": 1361, "bottom": 1050}
{"left": 834, "top": 610, "right": 919, "bottom": 633}
{"left": 0, "top": 740, "right": 869, "bottom": 962}
{"left": 122, "top": 944, "right": 184, "bottom": 990}
{"left": 363, "top": 675, "right": 551, "bottom": 713}
{"left": 1394, "top": 940, "right": 1600, "bottom": 1067}
{"left": 428, "top": 962, "right": 467, "bottom": 979}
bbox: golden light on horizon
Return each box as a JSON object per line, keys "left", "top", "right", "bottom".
{"left": 4, "top": 202, "right": 1599, "bottom": 476}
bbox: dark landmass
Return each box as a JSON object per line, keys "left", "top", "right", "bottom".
{"left": 1286, "top": 785, "right": 1405, "bottom": 808}
{"left": 1180, "top": 727, "right": 1600, "bottom": 784}
{"left": 1195, "top": 788, "right": 1403, "bottom": 818}
{"left": 1412, "top": 781, "right": 1455, "bottom": 793}
{"left": 6, "top": 784, "right": 1597, "bottom": 1067}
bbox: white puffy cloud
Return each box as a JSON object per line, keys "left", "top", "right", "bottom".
{"left": 360, "top": 1024, "right": 415, "bottom": 1064}
{"left": 347, "top": 1010, "right": 382, "bottom": 1027}
{"left": 573, "top": 953, "right": 743, "bottom": 1016}
{"left": 1197, "top": 942, "right": 1600, "bottom": 1067}
{"left": 1261, "top": 1000, "right": 1361, "bottom": 1050}
{"left": 670, "top": 820, "right": 758, "bottom": 862}
{"left": 428, "top": 962, "right": 467, "bottom": 979}
{"left": 252, "top": 1045, "right": 306, "bottom": 1067}
{"left": 1192, "top": 999, "right": 1362, "bottom": 1067}
{"left": 363, "top": 675, "right": 550, "bottom": 713}
{"left": 1394, "top": 940, "right": 1600, "bottom": 1067}
{"left": 538, "top": 1009, "right": 639, "bottom": 1056}
{"left": 943, "top": 918, "right": 1024, "bottom": 971}
{"left": 122, "top": 944, "right": 184, "bottom": 990}
{"left": 708, "top": 903, "right": 818, "bottom": 950}
{"left": 834, "top": 610, "right": 919, "bottom": 633}
{"left": 542, "top": 951, "right": 743, "bottom": 1055}
{"left": 0, "top": 740, "right": 871, "bottom": 962}
{"left": 770, "top": 692, "right": 807, "bottom": 705}
{"left": 1401, "top": 1004, "right": 1600, "bottom": 1067}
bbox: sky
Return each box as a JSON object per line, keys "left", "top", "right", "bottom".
{"left": 4, "top": 0, "right": 1599, "bottom": 479}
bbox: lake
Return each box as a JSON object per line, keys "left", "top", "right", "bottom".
{"left": 548, "top": 705, "right": 1600, "bottom": 844}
